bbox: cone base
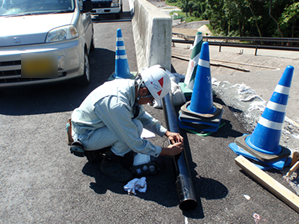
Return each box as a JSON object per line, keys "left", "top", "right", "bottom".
{"left": 108, "top": 72, "right": 137, "bottom": 81}
{"left": 235, "top": 135, "right": 290, "bottom": 162}
{"left": 178, "top": 120, "right": 219, "bottom": 133}
{"left": 229, "top": 142, "right": 291, "bottom": 170}
{"left": 179, "top": 110, "right": 222, "bottom": 124}
{"left": 178, "top": 110, "right": 223, "bottom": 133}
{"left": 180, "top": 101, "right": 223, "bottom": 119}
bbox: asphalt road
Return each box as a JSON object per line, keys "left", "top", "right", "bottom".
{"left": 0, "top": 1, "right": 298, "bottom": 223}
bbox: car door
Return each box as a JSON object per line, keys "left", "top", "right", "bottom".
{"left": 80, "top": 0, "right": 93, "bottom": 53}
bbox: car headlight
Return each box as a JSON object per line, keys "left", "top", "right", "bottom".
{"left": 111, "top": 0, "right": 119, "bottom": 7}
{"left": 46, "top": 25, "right": 78, "bottom": 43}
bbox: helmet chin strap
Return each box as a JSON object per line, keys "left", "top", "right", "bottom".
{"left": 135, "top": 74, "right": 144, "bottom": 104}
{"left": 133, "top": 77, "right": 143, "bottom": 119}
{"left": 134, "top": 74, "right": 154, "bottom": 107}
{"left": 133, "top": 76, "right": 142, "bottom": 118}
{"left": 135, "top": 82, "right": 142, "bottom": 103}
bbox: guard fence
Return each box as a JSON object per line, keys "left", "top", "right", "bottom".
{"left": 172, "top": 33, "right": 299, "bottom": 56}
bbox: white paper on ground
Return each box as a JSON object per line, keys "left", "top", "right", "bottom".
{"left": 141, "top": 128, "right": 155, "bottom": 139}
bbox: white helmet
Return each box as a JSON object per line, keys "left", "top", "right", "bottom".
{"left": 139, "top": 65, "right": 171, "bottom": 101}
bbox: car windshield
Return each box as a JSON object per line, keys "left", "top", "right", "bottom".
{"left": 0, "top": 0, "right": 75, "bottom": 16}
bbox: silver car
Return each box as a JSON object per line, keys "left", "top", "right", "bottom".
{"left": 0, "top": 0, "right": 94, "bottom": 87}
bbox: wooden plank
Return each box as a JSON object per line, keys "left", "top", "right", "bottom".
{"left": 291, "top": 151, "right": 299, "bottom": 167}
{"left": 235, "top": 155, "right": 299, "bottom": 213}
{"left": 286, "top": 161, "right": 299, "bottom": 177}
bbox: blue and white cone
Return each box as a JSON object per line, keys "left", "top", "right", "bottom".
{"left": 229, "top": 65, "right": 294, "bottom": 170}
{"left": 178, "top": 42, "right": 223, "bottom": 133}
{"left": 113, "top": 28, "right": 134, "bottom": 79}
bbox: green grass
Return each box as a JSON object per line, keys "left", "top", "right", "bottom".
{"left": 165, "top": 0, "right": 206, "bottom": 23}
{"left": 166, "top": 0, "right": 216, "bottom": 35}
{"left": 169, "top": 10, "right": 204, "bottom": 23}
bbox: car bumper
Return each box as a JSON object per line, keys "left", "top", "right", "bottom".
{"left": 0, "top": 39, "right": 83, "bottom": 87}
{"left": 91, "top": 7, "right": 121, "bottom": 15}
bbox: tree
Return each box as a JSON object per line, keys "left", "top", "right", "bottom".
{"left": 169, "top": 0, "right": 297, "bottom": 38}
{"left": 268, "top": 0, "right": 283, "bottom": 37}
{"left": 279, "top": 2, "right": 299, "bottom": 38}
{"left": 180, "top": 0, "right": 190, "bottom": 16}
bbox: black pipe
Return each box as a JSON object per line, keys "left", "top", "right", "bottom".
{"left": 162, "top": 93, "right": 197, "bottom": 210}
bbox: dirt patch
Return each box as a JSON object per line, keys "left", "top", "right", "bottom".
{"left": 172, "top": 25, "right": 212, "bottom": 38}
{"left": 198, "top": 24, "right": 212, "bottom": 36}
{"left": 172, "top": 27, "right": 198, "bottom": 37}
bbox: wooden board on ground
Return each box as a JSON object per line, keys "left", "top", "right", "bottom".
{"left": 235, "top": 155, "right": 299, "bottom": 213}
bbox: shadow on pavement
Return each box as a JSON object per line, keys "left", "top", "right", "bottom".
{"left": 179, "top": 130, "right": 229, "bottom": 219}
{"left": 81, "top": 155, "right": 181, "bottom": 207}
{"left": 182, "top": 176, "right": 229, "bottom": 219}
{"left": 0, "top": 48, "right": 114, "bottom": 116}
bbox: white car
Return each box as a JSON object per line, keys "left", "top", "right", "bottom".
{"left": 90, "top": 0, "right": 122, "bottom": 19}
{"left": 0, "top": 0, "right": 94, "bottom": 87}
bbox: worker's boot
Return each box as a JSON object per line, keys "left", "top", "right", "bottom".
{"left": 100, "top": 149, "right": 133, "bottom": 183}
{"left": 84, "top": 147, "right": 110, "bottom": 164}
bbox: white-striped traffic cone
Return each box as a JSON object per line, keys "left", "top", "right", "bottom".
{"left": 179, "top": 32, "right": 203, "bottom": 98}
{"left": 178, "top": 42, "right": 223, "bottom": 133}
{"left": 185, "top": 31, "right": 203, "bottom": 89}
{"left": 112, "top": 28, "right": 134, "bottom": 79}
{"left": 229, "top": 65, "right": 294, "bottom": 170}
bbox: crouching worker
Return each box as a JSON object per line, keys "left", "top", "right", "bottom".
{"left": 70, "top": 65, "right": 184, "bottom": 182}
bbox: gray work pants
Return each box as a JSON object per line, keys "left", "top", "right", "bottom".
{"left": 72, "top": 119, "right": 143, "bottom": 157}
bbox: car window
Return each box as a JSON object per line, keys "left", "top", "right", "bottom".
{"left": 0, "top": 0, "right": 75, "bottom": 16}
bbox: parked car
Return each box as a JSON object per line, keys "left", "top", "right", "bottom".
{"left": 0, "top": 0, "right": 94, "bottom": 87}
{"left": 91, "top": 0, "right": 122, "bottom": 19}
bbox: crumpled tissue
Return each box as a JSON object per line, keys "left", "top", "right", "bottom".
{"left": 123, "top": 177, "right": 147, "bottom": 195}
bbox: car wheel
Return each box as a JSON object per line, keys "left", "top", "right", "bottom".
{"left": 90, "top": 34, "right": 95, "bottom": 52}
{"left": 76, "top": 51, "right": 90, "bottom": 86}
{"left": 116, "top": 5, "right": 122, "bottom": 19}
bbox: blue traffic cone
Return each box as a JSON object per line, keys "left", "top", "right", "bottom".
{"left": 230, "top": 136, "right": 291, "bottom": 170}
{"left": 230, "top": 65, "right": 294, "bottom": 169}
{"left": 178, "top": 42, "right": 223, "bottom": 133}
{"left": 187, "top": 42, "right": 214, "bottom": 114}
{"left": 247, "top": 65, "right": 294, "bottom": 155}
{"left": 113, "top": 28, "right": 134, "bottom": 79}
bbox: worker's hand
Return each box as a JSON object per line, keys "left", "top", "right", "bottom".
{"left": 160, "top": 142, "right": 183, "bottom": 156}
{"left": 165, "top": 131, "right": 184, "bottom": 144}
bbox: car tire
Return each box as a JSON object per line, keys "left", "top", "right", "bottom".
{"left": 116, "top": 5, "right": 122, "bottom": 19}
{"left": 76, "top": 50, "right": 90, "bottom": 86}
{"left": 90, "top": 33, "right": 95, "bottom": 52}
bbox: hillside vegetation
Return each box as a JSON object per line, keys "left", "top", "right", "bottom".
{"left": 167, "top": 0, "right": 298, "bottom": 38}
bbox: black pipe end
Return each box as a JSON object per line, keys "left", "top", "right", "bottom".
{"left": 176, "top": 174, "right": 197, "bottom": 210}
{"left": 179, "top": 199, "right": 198, "bottom": 211}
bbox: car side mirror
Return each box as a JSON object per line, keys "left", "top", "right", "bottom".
{"left": 82, "top": 0, "right": 93, "bottom": 13}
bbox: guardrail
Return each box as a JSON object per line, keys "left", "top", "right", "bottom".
{"left": 172, "top": 33, "right": 299, "bottom": 55}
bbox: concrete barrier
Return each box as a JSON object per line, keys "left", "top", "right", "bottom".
{"left": 130, "top": 0, "right": 172, "bottom": 71}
